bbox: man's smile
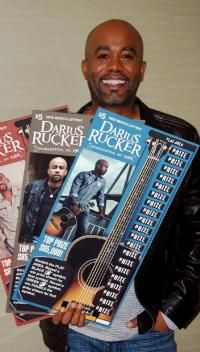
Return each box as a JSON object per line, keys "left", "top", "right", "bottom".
{"left": 102, "top": 79, "right": 126, "bottom": 86}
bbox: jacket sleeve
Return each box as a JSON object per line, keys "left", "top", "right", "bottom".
{"left": 23, "top": 182, "right": 32, "bottom": 206}
{"left": 69, "top": 172, "right": 83, "bottom": 198}
{"left": 39, "top": 318, "right": 69, "bottom": 352}
{"left": 161, "top": 143, "right": 200, "bottom": 328}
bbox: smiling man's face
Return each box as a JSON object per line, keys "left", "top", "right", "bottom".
{"left": 82, "top": 20, "right": 146, "bottom": 109}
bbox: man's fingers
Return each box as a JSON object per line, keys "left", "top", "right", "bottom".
{"left": 61, "top": 302, "right": 77, "bottom": 324}
{"left": 52, "top": 302, "right": 86, "bottom": 327}
{"left": 70, "top": 303, "right": 85, "bottom": 326}
{"left": 60, "top": 302, "right": 86, "bottom": 327}
{"left": 126, "top": 317, "right": 138, "bottom": 328}
{"left": 153, "top": 311, "right": 170, "bottom": 332}
{"left": 52, "top": 307, "right": 66, "bottom": 325}
{"left": 77, "top": 310, "right": 86, "bottom": 327}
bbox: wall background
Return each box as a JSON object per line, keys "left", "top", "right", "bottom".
{"left": 0, "top": 1, "right": 199, "bottom": 351}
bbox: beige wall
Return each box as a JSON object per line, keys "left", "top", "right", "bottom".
{"left": 0, "top": 0, "right": 200, "bottom": 130}
{"left": 0, "top": 1, "right": 199, "bottom": 351}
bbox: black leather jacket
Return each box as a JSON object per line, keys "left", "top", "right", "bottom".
{"left": 40, "top": 98, "right": 200, "bottom": 350}
{"left": 79, "top": 98, "right": 200, "bottom": 332}
{"left": 20, "top": 179, "right": 47, "bottom": 241}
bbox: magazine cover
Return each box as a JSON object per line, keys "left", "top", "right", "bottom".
{"left": 0, "top": 114, "right": 31, "bottom": 260}
{"left": 0, "top": 112, "right": 43, "bottom": 322}
{"left": 0, "top": 105, "right": 69, "bottom": 322}
{"left": 8, "top": 109, "right": 90, "bottom": 315}
{"left": 0, "top": 255, "right": 48, "bottom": 325}
{"left": 0, "top": 105, "right": 67, "bottom": 262}
{"left": 13, "top": 108, "right": 199, "bottom": 326}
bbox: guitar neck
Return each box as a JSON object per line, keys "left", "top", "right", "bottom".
{"left": 105, "top": 155, "right": 159, "bottom": 252}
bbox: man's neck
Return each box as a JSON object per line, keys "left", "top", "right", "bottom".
{"left": 92, "top": 170, "right": 98, "bottom": 177}
{"left": 48, "top": 181, "right": 62, "bottom": 189}
{"left": 85, "top": 100, "right": 141, "bottom": 120}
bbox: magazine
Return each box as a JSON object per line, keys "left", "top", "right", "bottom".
{"left": 0, "top": 105, "right": 68, "bottom": 322}
{"left": 0, "top": 256, "right": 48, "bottom": 325}
{"left": 0, "top": 105, "right": 67, "bottom": 262}
{"left": 8, "top": 109, "right": 90, "bottom": 315}
{"left": 0, "top": 114, "right": 31, "bottom": 260}
{"left": 13, "top": 108, "right": 199, "bottom": 326}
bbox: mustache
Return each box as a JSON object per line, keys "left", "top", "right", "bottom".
{"left": 50, "top": 175, "right": 62, "bottom": 180}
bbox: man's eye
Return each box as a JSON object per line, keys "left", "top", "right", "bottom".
{"left": 97, "top": 53, "right": 109, "bottom": 60}
{"left": 122, "top": 54, "right": 134, "bottom": 60}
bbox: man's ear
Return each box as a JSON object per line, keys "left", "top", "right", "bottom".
{"left": 81, "top": 59, "right": 88, "bottom": 80}
{"left": 140, "top": 61, "right": 147, "bottom": 82}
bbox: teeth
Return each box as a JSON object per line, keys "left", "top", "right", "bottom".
{"left": 102, "top": 79, "right": 125, "bottom": 85}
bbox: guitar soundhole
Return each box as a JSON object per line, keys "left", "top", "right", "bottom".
{"left": 60, "top": 214, "right": 69, "bottom": 223}
{"left": 78, "top": 259, "right": 112, "bottom": 289}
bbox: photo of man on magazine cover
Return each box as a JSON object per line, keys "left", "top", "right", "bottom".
{"left": 18, "top": 153, "right": 73, "bottom": 244}
{"left": 0, "top": 168, "right": 22, "bottom": 257}
{"left": 44, "top": 149, "right": 135, "bottom": 243}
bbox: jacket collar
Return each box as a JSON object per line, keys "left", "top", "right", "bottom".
{"left": 77, "top": 97, "right": 156, "bottom": 127}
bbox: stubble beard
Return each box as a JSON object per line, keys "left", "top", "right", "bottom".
{"left": 89, "top": 79, "right": 140, "bottom": 107}
{"left": 50, "top": 175, "right": 62, "bottom": 183}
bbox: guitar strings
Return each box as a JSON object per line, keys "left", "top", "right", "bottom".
{"left": 94, "top": 164, "right": 158, "bottom": 294}
{"left": 77, "top": 141, "right": 163, "bottom": 306}
{"left": 93, "top": 142, "right": 166, "bottom": 290}
{"left": 77, "top": 141, "right": 164, "bottom": 307}
{"left": 78, "top": 156, "right": 157, "bottom": 305}
{"left": 76, "top": 140, "right": 166, "bottom": 307}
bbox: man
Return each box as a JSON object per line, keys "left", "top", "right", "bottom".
{"left": 0, "top": 173, "right": 21, "bottom": 256}
{"left": 19, "top": 156, "right": 68, "bottom": 243}
{"left": 40, "top": 19, "right": 200, "bottom": 352}
{"left": 67, "top": 159, "right": 109, "bottom": 238}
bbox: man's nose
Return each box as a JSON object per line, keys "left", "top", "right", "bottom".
{"left": 108, "top": 55, "right": 121, "bottom": 71}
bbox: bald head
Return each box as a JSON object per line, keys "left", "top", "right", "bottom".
{"left": 82, "top": 19, "right": 146, "bottom": 113}
{"left": 85, "top": 19, "right": 144, "bottom": 61}
{"left": 48, "top": 157, "right": 67, "bottom": 169}
{"left": 94, "top": 159, "right": 109, "bottom": 176}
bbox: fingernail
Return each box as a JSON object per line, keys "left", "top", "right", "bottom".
{"left": 77, "top": 303, "right": 83, "bottom": 310}
{"left": 70, "top": 302, "right": 77, "bottom": 308}
{"left": 60, "top": 307, "right": 66, "bottom": 313}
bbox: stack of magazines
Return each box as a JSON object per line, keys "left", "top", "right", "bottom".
{"left": 0, "top": 106, "right": 198, "bottom": 327}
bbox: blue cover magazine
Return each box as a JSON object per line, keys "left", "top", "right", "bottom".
{"left": 13, "top": 108, "right": 199, "bottom": 326}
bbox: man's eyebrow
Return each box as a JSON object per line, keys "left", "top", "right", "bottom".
{"left": 94, "top": 46, "right": 137, "bottom": 54}
{"left": 95, "top": 45, "right": 110, "bottom": 54}
{"left": 121, "top": 47, "right": 137, "bottom": 54}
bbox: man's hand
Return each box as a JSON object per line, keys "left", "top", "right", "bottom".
{"left": 52, "top": 302, "right": 86, "bottom": 327}
{"left": 153, "top": 311, "right": 171, "bottom": 332}
{"left": 70, "top": 204, "right": 81, "bottom": 216}
{"left": 97, "top": 207, "right": 109, "bottom": 221}
{"left": 97, "top": 213, "right": 109, "bottom": 221}
{"left": 126, "top": 311, "right": 170, "bottom": 332}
